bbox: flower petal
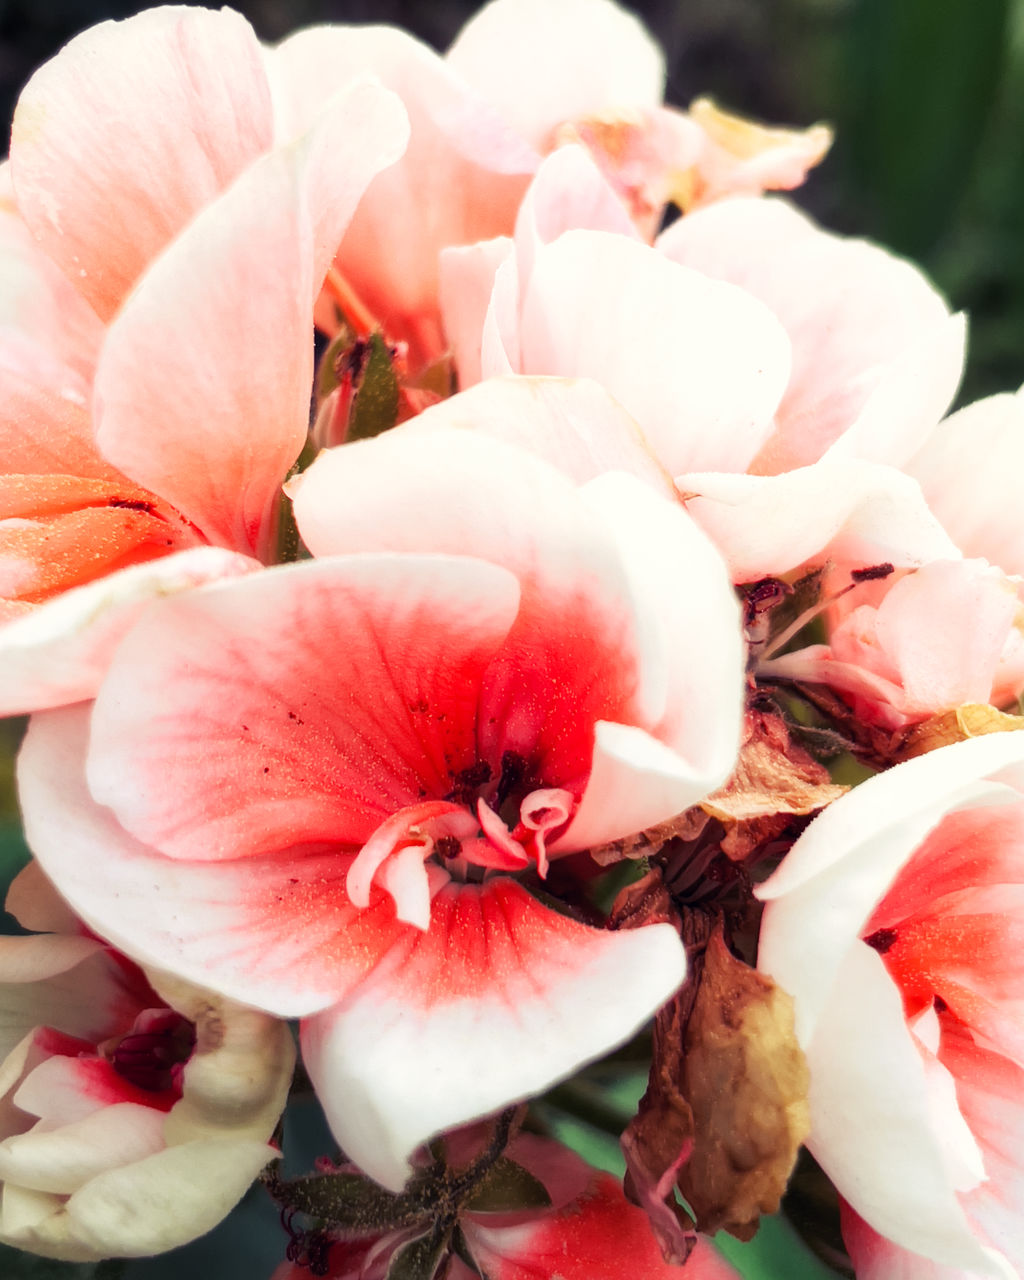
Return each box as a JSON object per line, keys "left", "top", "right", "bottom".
{"left": 677, "top": 460, "right": 960, "bottom": 582}
{"left": 906, "top": 386, "right": 1024, "bottom": 577}
{"left": 446, "top": 0, "right": 664, "bottom": 151}
{"left": 804, "top": 944, "right": 1010, "bottom": 1277}
{"left": 10, "top": 6, "right": 274, "bottom": 322}
{"left": 86, "top": 556, "right": 519, "bottom": 863}
{"left": 93, "top": 78, "right": 408, "bottom": 558}
{"left": 516, "top": 229, "right": 792, "bottom": 473}
{"left": 0, "top": 546, "right": 257, "bottom": 716}
{"left": 302, "top": 877, "right": 685, "bottom": 1190}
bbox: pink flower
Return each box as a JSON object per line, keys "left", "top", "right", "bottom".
{"left": 0, "top": 7, "right": 410, "bottom": 713}
{"left": 0, "top": 862, "right": 293, "bottom": 1261}
{"left": 760, "top": 558, "right": 1024, "bottom": 730}
{"left": 270, "top": 1133, "right": 739, "bottom": 1280}
{"left": 443, "top": 148, "right": 961, "bottom": 480}
{"left": 906, "top": 384, "right": 1024, "bottom": 580}
{"left": 758, "top": 732, "right": 1024, "bottom": 1278}
{"left": 19, "top": 424, "right": 744, "bottom": 1191}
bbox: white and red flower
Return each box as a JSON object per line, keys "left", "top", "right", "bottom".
{"left": 758, "top": 731, "right": 1024, "bottom": 1278}
{"left": 18, "top": 422, "right": 744, "bottom": 1191}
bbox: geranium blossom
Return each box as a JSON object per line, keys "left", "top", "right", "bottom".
{"left": 758, "top": 731, "right": 1024, "bottom": 1278}
{"left": 18, "top": 423, "right": 744, "bottom": 1191}
{"left": 0, "top": 863, "right": 293, "bottom": 1260}
{"left": 0, "top": 6, "right": 411, "bottom": 713}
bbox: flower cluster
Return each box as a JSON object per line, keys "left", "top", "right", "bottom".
{"left": 1, "top": 1, "right": 1023, "bottom": 1277}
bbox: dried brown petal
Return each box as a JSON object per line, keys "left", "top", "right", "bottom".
{"left": 893, "top": 702, "right": 1024, "bottom": 762}
{"left": 702, "top": 711, "right": 845, "bottom": 860}
{"left": 677, "top": 923, "right": 809, "bottom": 1240}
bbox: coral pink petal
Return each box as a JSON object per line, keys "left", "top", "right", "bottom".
{"left": 272, "top": 24, "right": 532, "bottom": 370}
{"left": 19, "top": 705, "right": 418, "bottom": 1016}
{"left": 0, "top": 197, "right": 102, "bottom": 378}
{"left": 293, "top": 428, "right": 645, "bottom": 792}
{"left": 11, "top": 7, "right": 274, "bottom": 323}
{"left": 93, "top": 79, "right": 409, "bottom": 559}
{"left": 86, "top": 556, "right": 520, "bottom": 862}
{"left": 446, "top": 0, "right": 664, "bottom": 152}
{"left": 866, "top": 805, "right": 1024, "bottom": 934}
{"left": 658, "top": 197, "right": 960, "bottom": 472}
{"left": 517, "top": 229, "right": 791, "bottom": 474}
{"left": 906, "top": 386, "right": 1024, "bottom": 578}
{"left": 301, "top": 877, "right": 685, "bottom": 1190}
{"left": 757, "top": 732, "right": 1024, "bottom": 1045}
{"left": 467, "top": 1171, "right": 739, "bottom": 1280}
{"left": 0, "top": 336, "right": 113, "bottom": 480}
{"left": 0, "top": 546, "right": 256, "bottom": 716}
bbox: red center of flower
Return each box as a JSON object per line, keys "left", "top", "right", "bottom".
{"left": 109, "top": 1008, "right": 197, "bottom": 1093}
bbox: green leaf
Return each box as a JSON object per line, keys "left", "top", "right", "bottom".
{"left": 385, "top": 1223, "right": 453, "bottom": 1280}
{"left": 461, "top": 1157, "right": 552, "bottom": 1213}
{"left": 347, "top": 333, "right": 400, "bottom": 444}
{"left": 844, "top": 0, "right": 1011, "bottom": 256}
{"left": 715, "top": 1213, "right": 846, "bottom": 1280}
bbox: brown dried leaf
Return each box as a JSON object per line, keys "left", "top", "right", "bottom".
{"left": 677, "top": 923, "right": 809, "bottom": 1240}
{"left": 701, "top": 711, "right": 846, "bottom": 860}
{"left": 893, "top": 702, "right": 1024, "bottom": 762}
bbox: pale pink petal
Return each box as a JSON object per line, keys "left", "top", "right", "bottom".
{"left": 302, "top": 876, "right": 685, "bottom": 1190}
{"left": 906, "top": 386, "right": 1024, "bottom": 577}
{"left": 823, "top": 314, "right": 966, "bottom": 470}
{"left": 0, "top": 546, "right": 257, "bottom": 716}
{"left": 846, "top": 560, "right": 1021, "bottom": 715}
{"left": 677, "top": 460, "right": 960, "bottom": 581}
{"left": 20, "top": 706, "right": 411, "bottom": 1015}
{"left": 93, "top": 79, "right": 409, "bottom": 558}
{"left": 510, "top": 145, "right": 640, "bottom": 294}
{"left": 797, "top": 944, "right": 1005, "bottom": 1275}
{"left": 86, "top": 556, "right": 519, "bottom": 863}
{"left": 272, "top": 24, "right": 532, "bottom": 370}
{"left": 658, "top": 197, "right": 961, "bottom": 472}
{"left": 446, "top": 0, "right": 664, "bottom": 152}
{"left": 841, "top": 1196, "right": 998, "bottom": 1280}
{"left": 440, "top": 236, "right": 513, "bottom": 386}
{"left": 757, "top": 732, "right": 1024, "bottom": 1044}
{"left": 388, "top": 376, "right": 673, "bottom": 493}
{"left": 10, "top": 7, "right": 274, "bottom": 322}
{"left": 944, "top": 1031, "right": 1024, "bottom": 1275}
{"left": 516, "top": 229, "right": 792, "bottom": 473}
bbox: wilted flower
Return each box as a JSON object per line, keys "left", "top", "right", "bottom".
{"left": 0, "top": 863, "right": 293, "bottom": 1260}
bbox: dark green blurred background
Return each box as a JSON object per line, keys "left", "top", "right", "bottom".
{"left": 3, "top": 0, "right": 1023, "bottom": 403}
